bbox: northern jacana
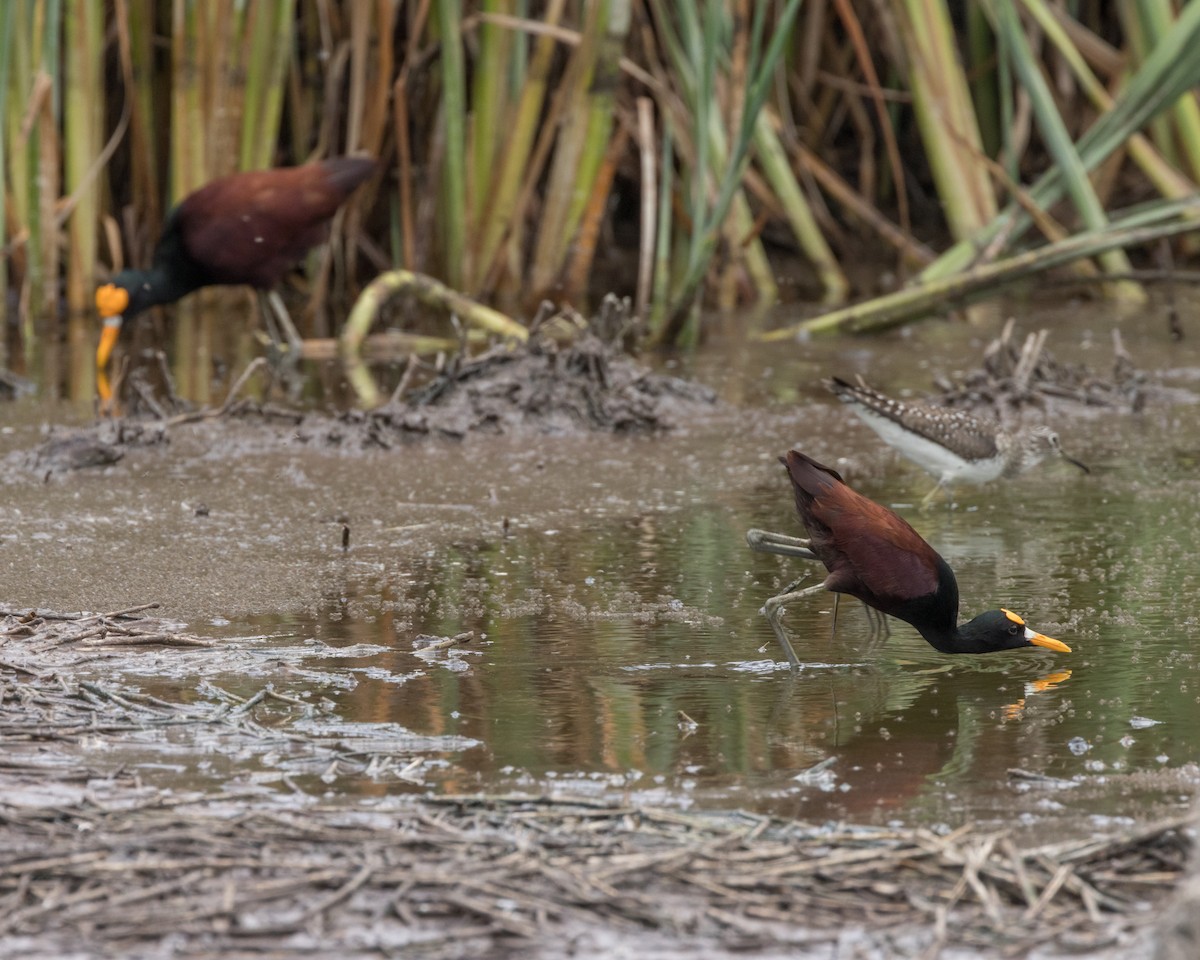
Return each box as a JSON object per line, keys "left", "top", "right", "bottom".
{"left": 746, "top": 449, "right": 1071, "bottom": 666}
{"left": 826, "top": 377, "right": 1088, "bottom": 504}
{"left": 95, "top": 156, "right": 376, "bottom": 381}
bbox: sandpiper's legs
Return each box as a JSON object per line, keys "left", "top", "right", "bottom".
{"left": 919, "top": 480, "right": 950, "bottom": 510}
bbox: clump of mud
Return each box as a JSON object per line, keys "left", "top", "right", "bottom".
{"left": 343, "top": 327, "right": 717, "bottom": 441}
{"left": 36, "top": 299, "right": 718, "bottom": 466}
{"left": 325, "top": 295, "right": 717, "bottom": 442}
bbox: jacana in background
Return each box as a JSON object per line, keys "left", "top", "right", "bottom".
{"left": 746, "top": 449, "right": 1071, "bottom": 666}
{"left": 826, "top": 376, "right": 1088, "bottom": 505}
{"left": 95, "top": 156, "right": 376, "bottom": 395}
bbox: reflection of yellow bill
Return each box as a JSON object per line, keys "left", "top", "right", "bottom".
{"left": 1028, "top": 669, "right": 1072, "bottom": 694}
{"left": 1003, "top": 669, "right": 1073, "bottom": 721}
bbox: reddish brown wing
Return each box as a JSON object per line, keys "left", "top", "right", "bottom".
{"left": 783, "top": 450, "right": 940, "bottom": 606}
{"left": 177, "top": 161, "right": 371, "bottom": 288}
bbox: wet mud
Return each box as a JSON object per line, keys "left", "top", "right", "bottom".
{"left": 66, "top": 317, "right": 720, "bottom": 465}
{"left": 1, "top": 587, "right": 1192, "bottom": 957}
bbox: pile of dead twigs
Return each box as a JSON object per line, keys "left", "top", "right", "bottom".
{"left": 0, "top": 792, "right": 1189, "bottom": 957}
{"left": 0, "top": 603, "right": 215, "bottom": 658}
{"left": 933, "top": 318, "right": 1147, "bottom": 414}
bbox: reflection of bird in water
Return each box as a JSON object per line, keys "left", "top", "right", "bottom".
{"left": 747, "top": 450, "right": 1072, "bottom": 665}
{"left": 826, "top": 376, "right": 1089, "bottom": 505}
{"left": 95, "top": 156, "right": 376, "bottom": 398}
{"left": 777, "top": 666, "right": 1074, "bottom": 822}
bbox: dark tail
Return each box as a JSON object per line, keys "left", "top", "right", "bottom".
{"left": 780, "top": 449, "right": 844, "bottom": 492}
{"left": 321, "top": 156, "right": 377, "bottom": 196}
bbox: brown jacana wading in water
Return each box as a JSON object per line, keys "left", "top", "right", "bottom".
{"left": 746, "top": 449, "right": 1072, "bottom": 666}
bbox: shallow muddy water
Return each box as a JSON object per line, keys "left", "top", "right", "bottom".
{"left": 3, "top": 295, "right": 1199, "bottom": 840}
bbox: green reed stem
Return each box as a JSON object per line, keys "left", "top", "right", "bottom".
{"left": 1136, "top": 0, "right": 1200, "bottom": 185}
{"left": 241, "top": 0, "right": 295, "bottom": 172}
{"left": 64, "top": 0, "right": 102, "bottom": 315}
{"left": 895, "top": 0, "right": 995, "bottom": 239}
{"left": 923, "top": 0, "right": 1200, "bottom": 283}
{"left": 763, "top": 195, "right": 1200, "bottom": 339}
{"left": 990, "top": 0, "right": 1141, "bottom": 300}
{"left": 475, "top": 1, "right": 565, "bottom": 293}
{"left": 436, "top": 0, "right": 467, "bottom": 289}
{"left": 527, "top": 1, "right": 604, "bottom": 299}
{"left": 1019, "top": 0, "right": 1194, "bottom": 201}
{"left": 657, "top": 0, "right": 803, "bottom": 343}
{"left": 0, "top": 2, "right": 13, "bottom": 343}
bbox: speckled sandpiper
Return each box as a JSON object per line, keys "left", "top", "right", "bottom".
{"left": 826, "top": 376, "right": 1088, "bottom": 502}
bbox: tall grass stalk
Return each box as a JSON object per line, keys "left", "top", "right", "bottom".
{"left": 5, "top": 4, "right": 35, "bottom": 340}
{"left": 894, "top": 0, "right": 995, "bottom": 239}
{"left": 0, "top": 2, "right": 13, "bottom": 357}
{"left": 111, "top": 0, "right": 162, "bottom": 253}
{"left": 654, "top": 0, "right": 803, "bottom": 344}
{"left": 649, "top": 117, "right": 674, "bottom": 330}
{"left": 471, "top": 0, "right": 512, "bottom": 252}
{"left": 634, "top": 96, "right": 656, "bottom": 319}
{"left": 1020, "top": 0, "right": 1195, "bottom": 202}
{"left": 1116, "top": 1, "right": 1178, "bottom": 169}
{"left": 989, "top": 0, "right": 1142, "bottom": 301}
{"left": 562, "top": 0, "right": 629, "bottom": 266}
{"left": 923, "top": 0, "right": 1200, "bottom": 282}
{"left": 527, "top": 0, "right": 616, "bottom": 301}
{"left": 36, "top": 0, "right": 64, "bottom": 348}
{"left": 474, "top": 1, "right": 565, "bottom": 294}
{"left": 435, "top": 0, "right": 467, "bottom": 289}
{"left": 1133, "top": 0, "right": 1200, "bottom": 185}
{"left": 240, "top": 0, "right": 295, "bottom": 172}
{"left": 64, "top": 0, "right": 103, "bottom": 396}
{"left": 754, "top": 111, "right": 848, "bottom": 304}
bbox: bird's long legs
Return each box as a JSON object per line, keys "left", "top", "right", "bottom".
{"left": 746, "top": 527, "right": 891, "bottom": 664}
{"left": 745, "top": 528, "right": 817, "bottom": 561}
{"left": 257, "top": 290, "right": 305, "bottom": 398}
{"left": 920, "top": 480, "right": 948, "bottom": 510}
{"left": 746, "top": 528, "right": 821, "bottom": 666}
{"left": 260, "top": 290, "right": 305, "bottom": 358}
{"left": 761, "top": 579, "right": 827, "bottom": 667}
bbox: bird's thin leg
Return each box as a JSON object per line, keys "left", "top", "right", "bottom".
{"left": 746, "top": 528, "right": 817, "bottom": 561}
{"left": 857, "top": 603, "right": 893, "bottom": 654}
{"left": 747, "top": 528, "right": 825, "bottom": 665}
{"left": 920, "top": 481, "right": 947, "bottom": 510}
{"left": 262, "top": 290, "right": 305, "bottom": 358}
{"left": 256, "top": 290, "right": 305, "bottom": 398}
{"left": 829, "top": 592, "right": 840, "bottom": 642}
{"left": 762, "top": 581, "right": 827, "bottom": 668}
